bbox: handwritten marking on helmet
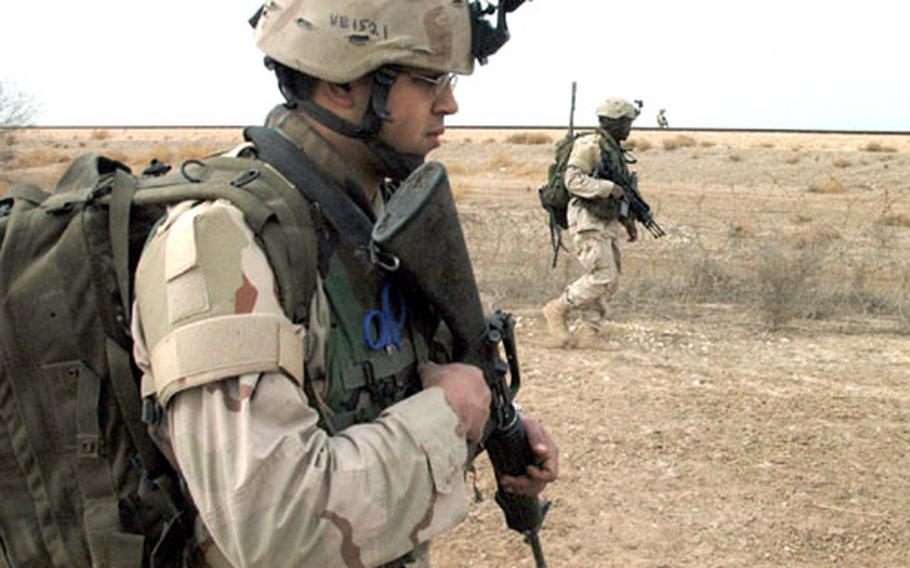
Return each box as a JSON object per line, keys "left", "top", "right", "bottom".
{"left": 330, "top": 14, "right": 390, "bottom": 39}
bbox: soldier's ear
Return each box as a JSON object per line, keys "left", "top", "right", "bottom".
{"left": 316, "top": 75, "right": 372, "bottom": 115}
{"left": 319, "top": 81, "right": 356, "bottom": 109}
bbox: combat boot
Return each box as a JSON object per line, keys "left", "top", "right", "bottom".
{"left": 542, "top": 295, "right": 572, "bottom": 348}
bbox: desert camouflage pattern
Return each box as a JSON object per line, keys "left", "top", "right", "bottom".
{"left": 595, "top": 97, "right": 640, "bottom": 120}
{"left": 254, "top": 0, "right": 474, "bottom": 83}
{"left": 562, "top": 133, "right": 624, "bottom": 327}
{"left": 131, "top": 117, "right": 470, "bottom": 566}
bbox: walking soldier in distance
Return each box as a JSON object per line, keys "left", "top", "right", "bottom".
{"left": 543, "top": 98, "right": 646, "bottom": 349}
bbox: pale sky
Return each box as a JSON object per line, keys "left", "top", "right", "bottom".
{"left": 2, "top": 1, "right": 908, "bottom": 131}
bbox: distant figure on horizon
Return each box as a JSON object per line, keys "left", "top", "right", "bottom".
{"left": 656, "top": 108, "right": 669, "bottom": 129}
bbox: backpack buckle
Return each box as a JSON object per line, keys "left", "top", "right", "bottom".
{"left": 77, "top": 433, "right": 101, "bottom": 458}
{"left": 231, "top": 169, "right": 261, "bottom": 188}
{"left": 87, "top": 175, "right": 116, "bottom": 203}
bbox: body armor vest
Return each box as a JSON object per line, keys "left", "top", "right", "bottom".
{"left": 311, "top": 232, "right": 439, "bottom": 432}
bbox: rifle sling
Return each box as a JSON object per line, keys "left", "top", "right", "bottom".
{"left": 243, "top": 126, "right": 376, "bottom": 254}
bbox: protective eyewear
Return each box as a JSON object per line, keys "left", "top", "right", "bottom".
{"left": 400, "top": 69, "right": 459, "bottom": 97}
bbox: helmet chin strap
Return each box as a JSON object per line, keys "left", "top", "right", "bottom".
{"left": 291, "top": 66, "right": 424, "bottom": 182}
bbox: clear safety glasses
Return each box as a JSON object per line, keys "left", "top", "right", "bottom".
{"left": 399, "top": 69, "right": 459, "bottom": 98}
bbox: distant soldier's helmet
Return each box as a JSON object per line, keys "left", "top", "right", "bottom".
{"left": 253, "top": 0, "right": 528, "bottom": 83}
{"left": 596, "top": 98, "right": 641, "bottom": 120}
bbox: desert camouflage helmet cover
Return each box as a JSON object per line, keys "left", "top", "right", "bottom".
{"left": 254, "top": 0, "right": 475, "bottom": 83}
{"left": 596, "top": 98, "right": 641, "bottom": 120}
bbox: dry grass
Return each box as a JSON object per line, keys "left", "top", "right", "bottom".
{"left": 662, "top": 134, "right": 697, "bottom": 151}
{"left": 627, "top": 138, "right": 652, "bottom": 152}
{"left": 792, "top": 224, "right": 842, "bottom": 249}
{"left": 785, "top": 155, "right": 801, "bottom": 165}
{"left": 16, "top": 148, "right": 70, "bottom": 168}
{"left": 808, "top": 177, "right": 845, "bottom": 194}
{"left": 504, "top": 132, "right": 552, "bottom": 145}
{"left": 833, "top": 158, "right": 852, "bottom": 168}
{"left": 727, "top": 223, "right": 753, "bottom": 239}
{"left": 90, "top": 129, "right": 111, "bottom": 141}
{"left": 129, "top": 146, "right": 176, "bottom": 169}
{"left": 450, "top": 181, "right": 475, "bottom": 201}
{"left": 478, "top": 153, "right": 544, "bottom": 178}
{"left": 753, "top": 241, "right": 829, "bottom": 329}
{"left": 443, "top": 162, "right": 472, "bottom": 176}
{"left": 728, "top": 154, "right": 743, "bottom": 162}
{"left": 486, "top": 154, "right": 513, "bottom": 172}
{"left": 878, "top": 213, "right": 910, "bottom": 228}
{"left": 861, "top": 141, "right": 898, "bottom": 153}
{"left": 128, "top": 144, "right": 222, "bottom": 172}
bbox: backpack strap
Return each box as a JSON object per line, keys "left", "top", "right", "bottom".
{"left": 71, "top": 358, "right": 145, "bottom": 568}
{"left": 98, "top": 170, "right": 180, "bottom": 485}
{"left": 82, "top": 173, "right": 192, "bottom": 566}
{"left": 243, "top": 126, "right": 375, "bottom": 255}
{"left": 6, "top": 182, "right": 51, "bottom": 205}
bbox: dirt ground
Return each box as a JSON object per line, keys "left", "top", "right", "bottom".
{"left": 3, "top": 126, "right": 910, "bottom": 567}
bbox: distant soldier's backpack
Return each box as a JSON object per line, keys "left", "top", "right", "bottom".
{"left": 537, "top": 131, "right": 589, "bottom": 267}
{"left": 0, "top": 135, "right": 319, "bottom": 567}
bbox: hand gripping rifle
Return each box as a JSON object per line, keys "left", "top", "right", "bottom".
{"left": 372, "top": 162, "right": 550, "bottom": 567}
{"left": 594, "top": 161, "right": 666, "bottom": 239}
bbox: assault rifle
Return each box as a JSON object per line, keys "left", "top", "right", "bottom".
{"left": 594, "top": 160, "right": 666, "bottom": 239}
{"left": 372, "top": 162, "right": 550, "bottom": 568}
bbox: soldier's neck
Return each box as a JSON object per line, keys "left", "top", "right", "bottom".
{"left": 299, "top": 113, "right": 383, "bottom": 202}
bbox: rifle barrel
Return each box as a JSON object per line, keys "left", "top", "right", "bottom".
{"left": 527, "top": 532, "right": 548, "bottom": 568}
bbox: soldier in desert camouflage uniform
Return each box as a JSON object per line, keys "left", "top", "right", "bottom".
{"left": 543, "top": 98, "right": 641, "bottom": 349}
{"left": 657, "top": 108, "right": 669, "bottom": 128}
{"left": 131, "top": 1, "right": 557, "bottom": 567}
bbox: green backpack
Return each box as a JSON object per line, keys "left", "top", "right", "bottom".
{"left": 0, "top": 142, "right": 319, "bottom": 567}
{"left": 537, "top": 131, "right": 589, "bottom": 267}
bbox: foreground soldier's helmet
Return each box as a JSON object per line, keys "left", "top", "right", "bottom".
{"left": 250, "top": 0, "right": 527, "bottom": 180}
{"left": 596, "top": 98, "right": 641, "bottom": 121}
{"left": 254, "top": 0, "right": 475, "bottom": 83}
{"left": 252, "top": 0, "right": 528, "bottom": 82}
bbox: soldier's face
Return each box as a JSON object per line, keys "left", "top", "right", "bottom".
{"left": 379, "top": 66, "right": 459, "bottom": 157}
{"left": 606, "top": 118, "right": 633, "bottom": 142}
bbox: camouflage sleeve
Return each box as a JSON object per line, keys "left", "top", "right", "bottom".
{"left": 565, "top": 135, "right": 616, "bottom": 200}
{"left": 133, "top": 200, "right": 469, "bottom": 567}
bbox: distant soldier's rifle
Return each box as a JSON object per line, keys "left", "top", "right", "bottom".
{"left": 594, "top": 160, "right": 666, "bottom": 239}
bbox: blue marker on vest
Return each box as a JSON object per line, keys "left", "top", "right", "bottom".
{"left": 363, "top": 282, "right": 406, "bottom": 352}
